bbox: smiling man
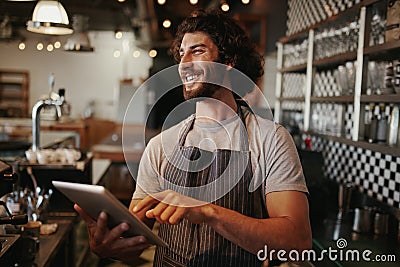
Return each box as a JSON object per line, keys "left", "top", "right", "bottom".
{"left": 76, "top": 10, "right": 311, "bottom": 267}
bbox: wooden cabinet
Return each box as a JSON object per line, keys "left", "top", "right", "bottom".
{"left": 0, "top": 70, "right": 29, "bottom": 117}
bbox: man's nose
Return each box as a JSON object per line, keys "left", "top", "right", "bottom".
{"left": 180, "top": 52, "right": 193, "bottom": 65}
{"left": 179, "top": 56, "right": 193, "bottom": 73}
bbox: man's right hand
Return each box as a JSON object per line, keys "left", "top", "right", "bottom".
{"left": 74, "top": 204, "right": 151, "bottom": 262}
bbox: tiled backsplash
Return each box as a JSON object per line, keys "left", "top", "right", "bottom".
{"left": 303, "top": 134, "right": 400, "bottom": 209}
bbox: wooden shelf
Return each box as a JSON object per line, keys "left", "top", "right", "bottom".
{"left": 313, "top": 51, "right": 358, "bottom": 69}
{"left": 305, "top": 131, "right": 400, "bottom": 157}
{"left": 278, "top": 97, "right": 305, "bottom": 102}
{"left": 360, "top": 94, "right": 400, "bottom": 103}
{"left": 311, "top": 95, "right": 354, "bottom": 103}
{"left": 0, "top": 70, "right": 29, "bottom": 117}
{"left": 279, "top": 0, "right": 380, "bottom": 44}
{"left": 279, "top": 63, "right": 307, "bottom": 73}
{"left": 364, "top": 40, "right": 400, "bottom": 60}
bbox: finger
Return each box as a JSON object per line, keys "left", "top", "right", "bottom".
{"left": 148, "top": 201, "right": 170, "bottom": 218}
{"left": 112, "top": 235, "right": 149, "bottom": 250}
{"left": 74, "top": 204, "right": 96, "bottom": 226}
{"left": 102, "top": 222, "right": 130, "bottom": 244}
{"left": 93, "top": 211, "right": 108, "bottom": 244}
{"left": 169, "top": 207, "right": 186, "bottom": 224}
{"left": 159, "top": 205, "right": 177, "bottom": 223}
{"left": 133, "top": 195, "right": 160, "bottom": 213}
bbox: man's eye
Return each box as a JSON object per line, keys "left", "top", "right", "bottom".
{"left": 193, "top": 49, "right": 204, "bottom": 55}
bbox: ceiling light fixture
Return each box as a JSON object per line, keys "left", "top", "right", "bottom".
{"left": 27, "top": 0, "right": 73, "bottom": 35}
{"left": 64, "top": 14, "right": 94, "bottom": 52}
{"left": 157, "top": 0, "right": 166, "bottom": 5}
{"left": 189, "top": 0, "right": 198, "bottom": 5}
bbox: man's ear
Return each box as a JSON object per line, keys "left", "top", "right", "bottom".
{"left": 226, "top": 62, "right": 234, "bottom": 70}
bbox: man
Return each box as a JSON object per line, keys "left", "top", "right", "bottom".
{"left": 76, "top": 10, "right": 311, "bottom": 266}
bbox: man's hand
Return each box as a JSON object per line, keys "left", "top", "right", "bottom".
{"left": 132, "top": 190, "right": 213, "bottom": 225}
{"left": 74, "top": 204, "right": 151, "bottom": 261}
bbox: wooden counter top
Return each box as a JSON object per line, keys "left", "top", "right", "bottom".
{"left": 34, "top": 220, "right": 73, "bottom": 267}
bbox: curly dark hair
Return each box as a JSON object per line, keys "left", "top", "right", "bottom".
{"left": 170, "top": 10, "right": 264, "bottom": 92}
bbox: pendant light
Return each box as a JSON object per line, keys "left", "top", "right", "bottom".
{"left": 27, "top": 0, "right": 73, "bottom": 35}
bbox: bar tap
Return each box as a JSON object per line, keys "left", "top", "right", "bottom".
{"left": 31, "top": 98, "right": 64, "bottom": 151}
{"left": 31, "top": 74, "right": 65, "bottom": 152}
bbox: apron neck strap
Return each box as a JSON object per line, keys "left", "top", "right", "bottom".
{"left": 178, "top": 103, "right": 250, "bottom": 151}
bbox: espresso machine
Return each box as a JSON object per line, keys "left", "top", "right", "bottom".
{"left": 0, "top": 160, "right": 28, "bottom": 265}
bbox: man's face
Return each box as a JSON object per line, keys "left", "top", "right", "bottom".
{"left": 178, "top": 32, "right": 220, "bottom": 100}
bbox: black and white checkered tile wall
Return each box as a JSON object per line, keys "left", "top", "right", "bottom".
{"left": 302, "top": 135, "right": 400, "bottom": 209}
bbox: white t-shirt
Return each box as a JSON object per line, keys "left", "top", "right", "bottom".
{"left": 132, "top": 108, "right": 308, "bottom": 200}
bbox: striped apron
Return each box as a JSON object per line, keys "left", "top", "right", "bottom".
{"left": 154, "top": 106, "right": 266, "bottom": 267}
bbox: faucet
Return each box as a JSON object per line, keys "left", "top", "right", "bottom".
{"left": 31, "top": 98, "right": 64, "bottom": 151}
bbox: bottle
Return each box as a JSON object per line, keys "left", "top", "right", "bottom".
{"left": 369, "top": 104, "right": 378, "bottom": 143}
{"left": 364, "top": 104, "right": 372, "bottom": 141}
{"left": 388, "top": 105, "right": 399, "bottom": 146}
{"left": 58, "top": 88, "right": 71, "bottom": 122}
{"left": 376, "top": 104, "right": 388, "bottom": 143}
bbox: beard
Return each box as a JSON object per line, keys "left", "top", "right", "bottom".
{"left": 183, "top": 82, "right": 219, "bottom": 101}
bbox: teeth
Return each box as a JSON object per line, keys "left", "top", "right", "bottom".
{"left": 186, "top": 75, "right": 197, "bottom": 82}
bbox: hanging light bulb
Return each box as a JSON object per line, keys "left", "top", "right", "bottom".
{"left": 115, "top": 30, "right": 123, "bottom": 39}
{"left": 162, "top": 19, "right": 171, "bottom": 29}
{"left": 241, "top": 0, "right": 250, "bottom": 4}
{"left": 27, "top": 0, "right": 73, "bottom": 35}
{"left": 54, "top": 41, "right": 61, "bottom": 48}
{"left": 148, "top": 49, "right": 157, "bottom": 58}
{"left": 36, "top": 42, "right": 44, "bottom": 50}
{"left": 47, "top": 43, "right": 54, "bottom": 51}
{"left": 18, "top": 41, "right": 26, "bottom": 50}
{"left": 221, "top": 2, "right": 230, "bottom": 12}
{"left": 113, "top": 49, "right": 121, "bottom": 58}
{"left": 157, "top": 0, "right": 166, "bottom": 5}
{"left": 132, "top": 50, "right": 140, "bottom": 58}
{"left": 189, "top": 0, "right": 198, "bottom": 5}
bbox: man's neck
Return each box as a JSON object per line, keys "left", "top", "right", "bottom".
{"left": 195, "top": 88, "right": 238, "bottom": 123}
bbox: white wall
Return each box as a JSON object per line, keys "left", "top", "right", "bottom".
{"left": 0, "top": 31, "right": 152, "bottom": 121}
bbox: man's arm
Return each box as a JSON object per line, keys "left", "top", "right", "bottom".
{"left": 206, "top": 191, "right": 312, "bottom": 254}
{"left": 134, "top": 190, "right": 311, "bottom": 256}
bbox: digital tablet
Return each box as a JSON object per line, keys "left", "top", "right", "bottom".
{"left": 52, "top": 181, "right": 168, "bottom": 247}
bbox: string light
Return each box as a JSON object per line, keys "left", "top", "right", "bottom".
{"left": 189, "top": 0, "right": 198, "bottom": 4}
{"left": 241, "top": 0, "right": 250, "bottom": 4}
{"left": 221, "top": 2, "right": 230, "bottom": 12}
{"left": 113, "top": 50, "right": 121, "bottom": 58}
{"left": 18, "top": 42, "right": 26, "bottom": 51}
{"left": 148, "top": 49, "right": 157, "bottom": 58}
{"left": 54, "top": 41, "right": 61, "bottom": 49}
{"left": 47, "top": 43, "right": 54, "bottom": 52}
{"left": 36, "top": 42, "right": 44, "bottom": 51}
{"left": 162, "top": 19, "right": 171, "bottom": 28}
{"left": 115, "top": 30, "right": 123, "bottom": 39}
{"left": 133, "top": 50, "right": 140, "bottom": 58}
